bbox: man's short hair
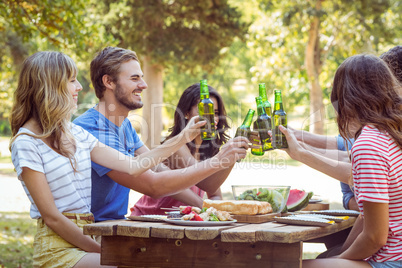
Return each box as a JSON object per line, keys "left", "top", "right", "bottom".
{"left": 90, "top": 47, "right": 139, "bottom": 99}
{"left": 380, "top": 46, "right": 402, "bottom": 84}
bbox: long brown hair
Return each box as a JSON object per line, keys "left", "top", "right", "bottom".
{"left": 331, "top": 54, "right": 402, "bottom": 149}
{"left": 9, "top": 51, "right": 78, "bottom": 167}
{"left": 164, "top": 83, "right": 230, "bottom": 160}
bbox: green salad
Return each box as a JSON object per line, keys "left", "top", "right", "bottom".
{"left": 237, "top": 188, "right": 286, "bottom": 213}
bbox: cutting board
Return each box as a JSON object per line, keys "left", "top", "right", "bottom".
{"left": 231, "top": 212, "right": 280, "bottom": 223}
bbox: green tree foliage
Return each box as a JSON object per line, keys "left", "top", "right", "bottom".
{"left": 96, "top": 0, "right": 249, "bottom": 146}
{"left": 249, "top": 0, "right": 402, "bottom": 133}
{"left": 99, "top": 0, "right": 248, "bottom": 71}
{"left": 0, "top": 0, "right": 110, "bottom": 134}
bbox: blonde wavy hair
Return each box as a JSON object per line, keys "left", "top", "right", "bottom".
{"left": 9, "top": 51, "right": 78, "bottom": 168}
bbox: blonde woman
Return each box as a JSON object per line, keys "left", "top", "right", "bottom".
{"left": 9, "top": 51, "right": 247, "bottom": 267}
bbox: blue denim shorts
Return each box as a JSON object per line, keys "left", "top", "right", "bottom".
{"left": 368, "top": 260, "right": 402, "bottom": 268}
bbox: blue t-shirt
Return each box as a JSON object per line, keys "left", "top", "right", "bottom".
{"left": 73, "top": 107, "right": 144, "bottom": 222}
{"left": 336, "top": 135, "right": 355, "bottom": 209}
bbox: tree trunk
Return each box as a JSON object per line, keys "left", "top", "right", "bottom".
{"left": 305, "top": 0, "right": 325, "bottom": 134}
{"left": 142, "top": 56, "right": 164, "bottom": 149}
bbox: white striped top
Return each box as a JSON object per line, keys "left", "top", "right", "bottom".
{"left": 352, "top": 125, "right": 402, "bottom": 262}
{"left": 11, "top": 123, "right": 98, "bottom": 219}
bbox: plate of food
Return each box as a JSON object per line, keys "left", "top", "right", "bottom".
{"left": 164, "top": 218, "right": 237, "bottom": 226}
{"left": 162, "top": 205, "right": 237, "bottom": 226}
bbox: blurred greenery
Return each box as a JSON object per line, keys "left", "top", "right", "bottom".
{"left": 0, "top": 212, "right": 35, "bottom": 268}
{"left": 0, "top": 0, "right": 400, "bottom": 138}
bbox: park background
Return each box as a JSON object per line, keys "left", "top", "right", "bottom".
{"left": 0, "top": 0, "right": 401, "bottom": 267}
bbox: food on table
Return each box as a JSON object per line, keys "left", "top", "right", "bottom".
{"left": 179, "top": 205, "right": 201, "bottom": 214}
{"left": 286, "top": 189, "right": 314, "bottom": 212}
{"left": 202, "top": 199, "right": 272, "bottom": 215}
{"left": 179, "top": 206, "right": 233, "bottom": 222}
{"left": 236, "top": 187, "right": 285, "bottom": 213}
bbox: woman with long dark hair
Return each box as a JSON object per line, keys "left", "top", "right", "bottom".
{"left": 131, "top": 83, "right": 233, "bottom": 215}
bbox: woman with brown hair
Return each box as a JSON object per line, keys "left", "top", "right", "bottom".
{"left": 283, "top": 54, "right": 402, "bottom": 267}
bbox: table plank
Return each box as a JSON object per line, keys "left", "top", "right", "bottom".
{"left": 184, "top": 224, "right": 244, "bottom": 240}
{"left": 116, "top": 220, "right": 154, "bottom": 238}
{"left": 221, "top": 222, "right": 285, "bottom": 243}
{"left": 101, "top": 236, "right": 302, "bottom": 268}
{"left": 83, "top": 219, "right": 125, "bottom": 236}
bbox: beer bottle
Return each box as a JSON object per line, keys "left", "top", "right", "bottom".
{"left": 251, "top": 119, "right": 264, "bottom": 156}
{"left": 198, "top": 80, "right": 216, "bottom": 140}
{"left": 235, "top": 109, "right": 255, "bottom": 162}
{"left": 235, "top": 109, "right": 255, "bottom": 139}
{"left": 255, "top": 97, "right": 273, "bottom": 151}
{"left": 272, "top": 89, "right": 288, "bottom": 148}
{"left": 259, "top": 83, "right": 272, "bottom": 117}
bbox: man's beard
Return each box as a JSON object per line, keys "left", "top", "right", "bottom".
{"left": 115, "top": 83, "right": 143, "bottom": 110}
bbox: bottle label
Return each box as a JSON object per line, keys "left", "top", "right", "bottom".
{"left": 256, "top": 118, "right": 273, "bottom": 151}
{"left": 200, "top": 113, "right": 216, "bottom": 140}
{"left": 235, "top": 127, "right": 250, "bottom": 139}
{"left": 273, "top": 115, "right": 288, "bottom": 148}
{"left": 251, "top": 121, "right": 264, "bottom": 156}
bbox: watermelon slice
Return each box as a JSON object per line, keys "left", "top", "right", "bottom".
{"left": 286, "top": 189, "right": 314, "bottom": 212}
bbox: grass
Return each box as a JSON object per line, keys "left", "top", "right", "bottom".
{"left": 0, "top": 155, "right": 16, "bottom": 177}
{"left": 0, "top": 156, "right": 11, "bottom": 164}
{"left": 0, "top": 212, "right": 35, "bottom": 268}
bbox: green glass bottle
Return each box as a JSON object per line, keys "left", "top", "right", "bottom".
{"left": 255, "top": 96, "right": 273, "bottom": 151}
{"left": 235, "top": 109, "right": 255, "bottom": 139}
{"left": 251, "top": 120, "right": 264, "bottom": 156}
{"left": 235, "top": 109, "right": 255, "bottom": 162}
{"left": 272, "top": 89, "right": 288, "bottom": 148}
{"left": 198, "top": 79, "right": 216, "bottom": 140}
{"left": 259, "top": 83, "right": 273, "bottom": 120}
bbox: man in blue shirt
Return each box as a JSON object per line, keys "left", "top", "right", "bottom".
{"left": 74, "top": 107, "right": 144, "bottom": 221}
{"left": 336, "top": 135, "right": 357, "bottom": 211}
{"left": 74, "top": 47, "right": 248, "bottom": 222}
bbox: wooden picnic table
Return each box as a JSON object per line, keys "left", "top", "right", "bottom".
{"left": 84, "top": 216, "right": 356, "bottom": 268}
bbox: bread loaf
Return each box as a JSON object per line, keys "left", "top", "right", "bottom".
{"left": 203, "top": 200, "right": 272, "bottom": 215}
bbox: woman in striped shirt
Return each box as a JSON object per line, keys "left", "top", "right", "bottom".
{"left": 300, "top": 54, "right": 402, "bottom": 267}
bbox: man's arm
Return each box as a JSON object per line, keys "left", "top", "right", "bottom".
{"left": 290, "top": 127, "right": 338, "bottom": 150}
{"left": 163, "top": 144, "right": 233, "bottom": 194}
{"left": 280, "top": 126, "right": 352, "bottom": 183}
{"left": 300, "top": 144, "right": 350, "bottom": 162}
{"left": 147, "top": 144, "right": 231, "bottom": 195}
{"left": 105, "top": 136, "right": 249, "bottom": 199}
{"left": 136, "top": 145, "right": 219, "bottom": 206}
{"left": 206, "top": 188, "right": 223, "bottom": 200}
{"left": 347, "top": 197, "right": 359, "bottom": 211}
